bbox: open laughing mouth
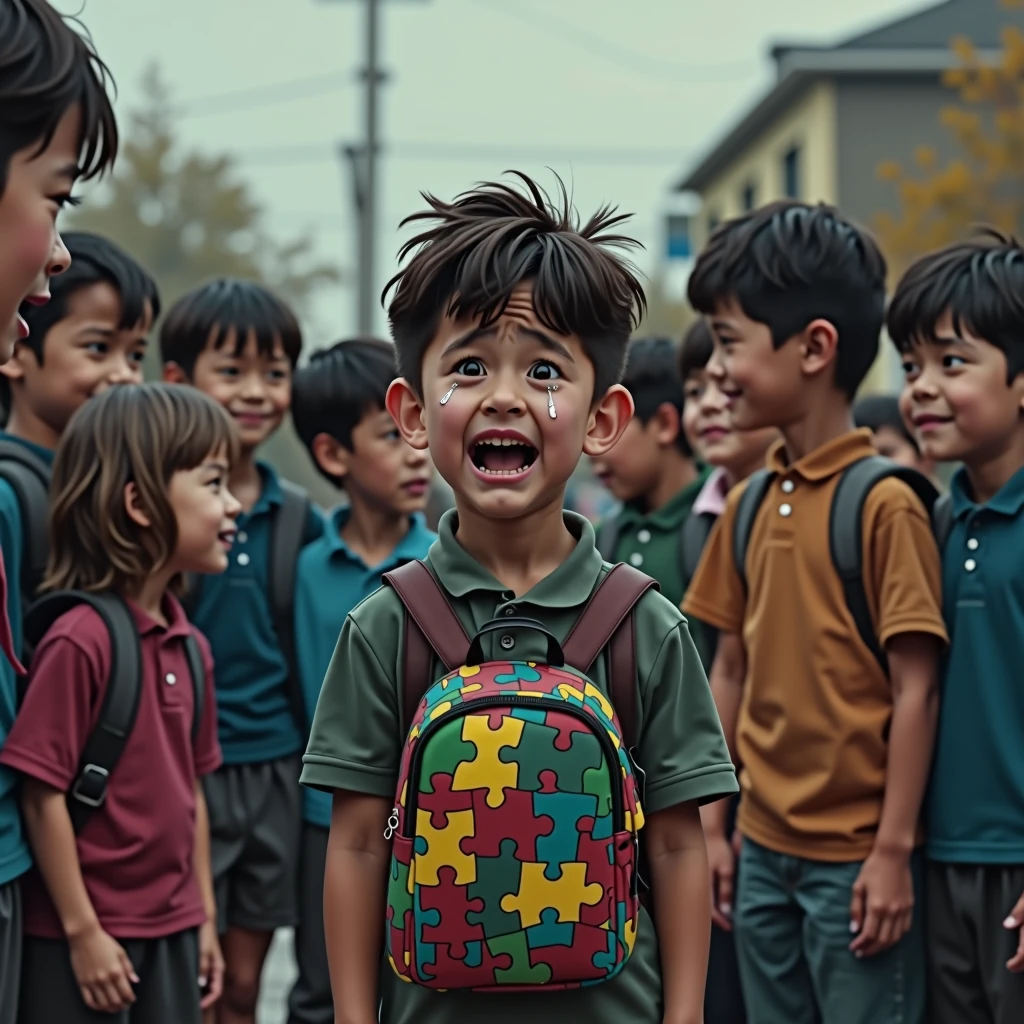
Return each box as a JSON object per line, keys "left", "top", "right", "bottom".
{"left": 469, "top": 435, "right": 539, "bottom": 478}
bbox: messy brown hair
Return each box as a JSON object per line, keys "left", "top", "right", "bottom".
{"left": 43, "top": 382, "right": 238, "bottom": 595}
{"left": 383, "top": 171, "right": 647, "bottom": 399}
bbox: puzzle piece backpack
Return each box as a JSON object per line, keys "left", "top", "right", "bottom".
{"left": 381, "top": 560, "right": 656, "bottom": 993}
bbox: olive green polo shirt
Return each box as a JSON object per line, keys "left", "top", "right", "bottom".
{"left": 302, "top": 509, "right": 736, "bottom": 1024}
{"left": 612, "top": 467, "right": 711, "bottom": 609}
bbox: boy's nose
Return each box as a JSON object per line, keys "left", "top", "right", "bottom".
{"left": 47, "top": 231, "right": 71, "bottom": 278}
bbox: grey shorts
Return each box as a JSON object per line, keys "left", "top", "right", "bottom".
{"left": 287, "top": 823, "right": 333, "bottom": 1024}
{"left": 18, "top": 928, "right": 199, "bottom": 1024}
{"left": 203, "top": 755, "right": 301, "bottom": 933}
{"left": 0, "top": 879, "right": 20, "bottom": 1021}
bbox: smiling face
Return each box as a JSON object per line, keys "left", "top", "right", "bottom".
{"left": 682, "top": 367, "right": 778, "bottom": 480}
{"left": 385, "top": 284, "right": 633, "bottom": 523}
{"left": 2, "top": 281, "right": 151, "bottom": 441}
{"left": 899, "top": 309, "right": 1024, "bottom": 467}
{"left": 0, "top": 104, "right": 81, "bottom": 359}
{"left": 183, "top": 329, "right": 292, "bottom": 451}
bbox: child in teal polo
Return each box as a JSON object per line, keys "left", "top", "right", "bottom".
{"left": 301, "top": 173, "right": 737, "bottom": 1024}
{"left": 286, "top": 338, "right": 436, "bottom": 1024}
{"left": 591, "top": 335, "right": 708, "bottom": 607}
{"left": 888, "top": 232, "right": 1024, "bottom": 1024}
{"left": 161, "top": 280, "right": 323, "bottom": 1024}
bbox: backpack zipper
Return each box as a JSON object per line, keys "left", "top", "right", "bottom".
{"left": 403, "top": 695, "right": 624, "bottom": 838}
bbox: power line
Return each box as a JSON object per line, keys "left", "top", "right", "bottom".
{"left": 468, "top": 0, "right": 758, "bottom": 82}
{"left": 178, "top": 71, "right": 355, "bottom": 117}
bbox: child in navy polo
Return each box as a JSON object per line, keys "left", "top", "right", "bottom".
{"left": 161, "top": 279, "right": 323, "bottom": 1024}
{"left": 889, "top": 232, "right": 1024, "bottom": 1024}
{"left": 0, "top": 382, "right": 239, "bottom": 1023}
{"left": 288, "top": 337, "right": 435, "bottom": 1024}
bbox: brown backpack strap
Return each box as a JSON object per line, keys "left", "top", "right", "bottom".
{"left": 382, "top": 561, "right": 471, "bottom": 729}
{"left": 561, "top": 563, "right": 658, "bottom": 748}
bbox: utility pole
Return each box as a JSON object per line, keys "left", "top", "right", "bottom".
{"left": 320, "top": 0, "right": 427, "bottom": 335}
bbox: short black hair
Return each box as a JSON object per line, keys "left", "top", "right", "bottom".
{"left": 687, "top": 200, "right": 887, "bottom": 399}
{"left": 0, "top": 0, "right": 118, "bottom": 197}
{"left": 20, "top": 232, "right": 160, "bottom": 363}
{"left": 383, "top": 171, "right": 647, "bottom": 399}
{"left": 678, "top": 318, "right": 714, "bottom": 381}
{"left": 159, "top": 278, "right": 302, "bottom": 377}
{"left": 620, "top": 335, "right": 692, "bottom": 456}
{"left": 886, "top": 229, "right": 1024, "bottom": 384}
{"left": 853, "top": 393, "right": 917, "bottom": 451}
{"left": 292, "top": 337, "right": 397, "bottom": 486}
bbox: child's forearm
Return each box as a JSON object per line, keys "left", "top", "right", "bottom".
{"left": 21, "top": 779, "right": 100, "bottom": 940}
{"left": 647, "top": 803, "right": 712, "bottom": 1024}
{"left": 193, "top": 782, "right": 217, "bottom": 924}
{"left": 326, "top": 792, "right": 391, "bottom": 1024}
{"left": 875, "top": 633, "right": 940, "bottom": 854}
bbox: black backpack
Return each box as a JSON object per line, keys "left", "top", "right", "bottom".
{"left": 182, "top": 479, "right": 319, "bottom": 730}
{"left": 732, "top": 455, "right": 954, "bottom": 673}
{"left": 596, "top": 510, "right": 714, "bottom": 586}
{"left": 0, "top": 440, "right": 51, "bottom": 607}
{"left": 22, "top": 591, "right": 205, "bottom": 834}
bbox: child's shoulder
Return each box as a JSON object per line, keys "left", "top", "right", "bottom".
{"left": 30, "top": 602, "right": 112, "bottom": 677}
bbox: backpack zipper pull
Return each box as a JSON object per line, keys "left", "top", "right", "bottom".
{"left": 384, "top": 807, "right": 399, "bottom": 840}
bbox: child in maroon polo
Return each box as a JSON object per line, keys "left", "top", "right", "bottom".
{"left": 0, "top": 382, "right": 241, "bottom": 1024}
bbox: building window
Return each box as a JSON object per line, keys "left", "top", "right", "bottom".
{"left": 741, "top": 182, "right": 757, "bottom": 212}
{"left": 783, "top": 145, "right": 801, "bottom": 199}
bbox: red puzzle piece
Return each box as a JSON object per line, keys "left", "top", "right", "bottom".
{"left": 419, "top": 772, "right": 474, "bottom": 830}
{"left": 538, "top": 769, "right": 559, "bottom": 794}
{"left": 459, "top": 787, "right": 554, "bottom": 861}
{"left": 551, "top": 716, "right": 594, "bottom": 751}
{"left": 419, "top": 865, "right": 486, "bottom": 956}
{"left": 432, "top": 940, "right": 512, "bottom": 989}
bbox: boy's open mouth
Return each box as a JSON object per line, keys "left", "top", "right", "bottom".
{"left": 469, "top": 437, "right": 538, "bottom": 476}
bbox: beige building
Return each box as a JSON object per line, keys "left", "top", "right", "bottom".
{"left": 676, "top": 0, "right": 1024, "bottom": 391}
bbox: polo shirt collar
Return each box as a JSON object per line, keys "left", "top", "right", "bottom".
{"left": 324, "top": 506, "right": 435, "bottom": 569}
{"left": 950, "top": 463, "right": 1024, "bottom": 519}
{"left": 429, "top": 508, "right": 604, "bottom": 608}
{"left": 618, "top": 466, "right": 711, "bottom": 530}
{"left": 249, "top": 460, "right": 284, "bottom": 517}
{"left": 130, "top": 593, "right": 194, "bottom": 641}
{"left": 766, "top": 429, "right": 876, "bottom": 482}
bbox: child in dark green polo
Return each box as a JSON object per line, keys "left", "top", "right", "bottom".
{"left": 591, "top": 335, "right": 708, "bottom": 607}
{"left": 161, "top": 280, "right": 323, "bottom": 1024}
{"left": 889, "top": 232, "right": 1024, "bottom": 1024}
{"left": 286, "top": 338, "right": 436, "bottom": 1024}
{"left": 300, "top": 173, "right": 737, "bottom": 1024}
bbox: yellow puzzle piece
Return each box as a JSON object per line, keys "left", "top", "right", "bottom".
{"left": 414, "top": 808, "right": 476, "bottom": 886}
{"left": 451, "top": 714, "right": 524, "bottom": 808}
{"left": 500, "top": 862, "right": 604, "bottom": 928}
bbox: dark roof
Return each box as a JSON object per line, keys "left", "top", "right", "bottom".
{"left": 677, "top": 0, "right": 1024, "bottom": 192}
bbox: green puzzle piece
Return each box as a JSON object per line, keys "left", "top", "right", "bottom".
{"left": 583, "top": 764, "right": 613, "bottom": 818}
{"left": 420, "top": 719, "right": 478, "bottom": 792}
{"left": 467, "top": 839, "right": 524, "bottom": 939}
{"left": 500, "top": 722, "right": 604, "bottom": 793}
{"left": 388, "top": 857, "right": 413, "bottom": 922}
{"left": 488, "top": 931, "right": 552, "bottom": 986}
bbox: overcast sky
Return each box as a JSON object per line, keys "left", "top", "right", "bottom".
{"left": 57, "top": 0, "right": 928, "bottom": 344}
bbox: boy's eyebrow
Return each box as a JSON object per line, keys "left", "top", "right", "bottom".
{"left": 709, "top": 318, "right": 736, "bottom": 333}
{"left": 441, "top": 325, "right": 575, "bottom": 362}
{"left": 204, "top": 460, "right": 229, "bottom": 474}
{"left": 54, "top": 162, "right": 81, "bottom": 183}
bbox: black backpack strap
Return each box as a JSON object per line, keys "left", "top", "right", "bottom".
{"left": 679, "top": 510, "right": 715, "bottom": 588}
{"left": 829, "top": 456, "right": 940, "bottom": 673}
{"left": 932, "top": 492, "right": 954, "bottom": 550}
{"left": 0, "top": 440, "right": 51, "bottom": 605}
{"left": 594, "top": 516, "right": 621, "bottom": 563}
{"left": 269, "top": 480, "right": 317, "bottom": 730}
{"left": 182, "top": 632, "right": 205, "bottom": 744}
{"left": 732, "top": 469, "right": 775, "bottom": 594}
{"left": 23, "top": 591, "right": 142, "bottom": 834}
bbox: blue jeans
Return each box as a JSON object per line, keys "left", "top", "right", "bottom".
{"left": 734, "top": 839, "right": 925, "bottom": 1024}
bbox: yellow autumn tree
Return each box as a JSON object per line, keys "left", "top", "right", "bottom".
{"left": 876, "top": 0, "right": 1024, "bottom": 274}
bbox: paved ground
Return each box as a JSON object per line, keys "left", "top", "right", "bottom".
{"left": 257, "top": 929, "right": 297, "bottom": 1024}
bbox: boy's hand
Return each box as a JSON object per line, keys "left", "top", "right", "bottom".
{"left": 705, "top": 834, "right": 735, "bottom": 931}
{"left": 849, "top": 849, "right": 914, "bottom": 957}
{"left": 69, "top": 923, "right": 139, "bottom": 1013}
{"left": 1003, "top": 890, "right": 1024, "bottom": 972}
{"left": 198, "top": 920, "right": 225, "bottom": 1008}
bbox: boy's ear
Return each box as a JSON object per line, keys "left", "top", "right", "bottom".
{"left": 650, "top": 401, "right": 682, "bottom": 448}
{"left": 0, "top": 342, "right": 34, "bottom": 382}
{"left": 583, "top": 384, "right": 635, "bottom": 458}
{"left": 123, "top": 482, "right": 152, "bottom": 529}
{"left": 799, "top": 319, "right": 839, "bottom": 382}
{"left": 162, "top": 362, "right": 189, "bottom": 384}
{"left": 385, "top": 378, "right": 429, "bottom": 451}
{"left": 311, "top": 433, "right": 350, "bottom": 482}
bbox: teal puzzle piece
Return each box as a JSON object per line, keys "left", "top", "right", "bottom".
{"left": 526, "top": 907, "right": 574, "bottom": 949}
{"left": 534, "top": 790, "right": 599, "bottom": 879}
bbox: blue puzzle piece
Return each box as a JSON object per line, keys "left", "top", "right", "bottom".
{"left": 590, "top": 812, "right": 613, "bottom": 840}
{"left": 414, "top": 888, "right": 440, "bottom": 981}
{"left": 527, "top": 907, "right": 574, "bottom": 949}
{"left": 415, "top": 835, "right": 428, "bottom": 856}
{"left": 495, "top": 662, "right": 543, "bottom": 685}
{"left": 534, "top": 791, "right": 598, "bottom": 879}
{"left": 510, "top": 707, "right": 547, "bottom": 725}
{"left": 463, "top": 940, "right": 482, "bottom": 968}
{"left": 592, "top": 929, "right": 618, "bottom": 973}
